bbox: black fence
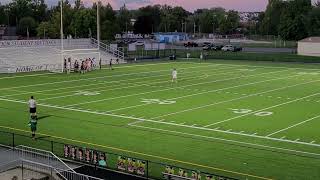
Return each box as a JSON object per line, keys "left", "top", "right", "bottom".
{"left": 0, "top": 130, "right": 237, "bottom": 180}
{"left": 123, "top": 48, "right": 320, "bottom": 63}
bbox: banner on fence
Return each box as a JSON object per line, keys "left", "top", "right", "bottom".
{"left": 64, "top": 144, "right": 107, "bottom": 167}
{"left": 116, "top": 156, "right": 146, "bottom": 176}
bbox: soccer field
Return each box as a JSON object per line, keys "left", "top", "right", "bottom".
{"left": 0, "top": 60, "right": 320, "bottom": 179}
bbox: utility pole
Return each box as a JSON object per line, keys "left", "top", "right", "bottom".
{"left": 193, "top": 22, "right": 196, "bottom": 35}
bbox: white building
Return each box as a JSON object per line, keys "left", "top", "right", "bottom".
{"left": 298, "top": 37, "right": 320, "bottom": 57}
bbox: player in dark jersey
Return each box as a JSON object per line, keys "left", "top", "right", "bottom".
{"left": 109, "top": 59, "right": 114, "bottom": 70}
{"left": 29, "top": 114, "right": 37, "bottom": 140}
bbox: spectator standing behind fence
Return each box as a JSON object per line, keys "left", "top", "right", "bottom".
{"left": 88, "top": 58, "right": 92, "bottom": 72}
{"left": 81, "top": 60, "right": 85, "bottom": 74}
{"left": 109, "top": 59, "right": 113, "bottom": 70}
{"left": 116, "top": 58, "right": 119, "bottom": 64}
{"left": 63, "top": 58, "right": 67, "bottom": 73}
{"left": 74, "top": 60, "right": 79, "bottom": 73}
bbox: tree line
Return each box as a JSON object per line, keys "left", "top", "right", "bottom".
{"left": 0, "top": 0, "right": 319, "bottom": 41}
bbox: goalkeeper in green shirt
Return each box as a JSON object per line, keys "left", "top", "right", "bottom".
{"left": 29, "top": 115, "right": 37, "bottom": 140}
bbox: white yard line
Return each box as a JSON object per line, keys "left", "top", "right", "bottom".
{"left": 111, "top": 71, "right": 310, "bottom": 113}
{"left": 129, "top": 124, "right": 320, "bottom": 157}
{"left": 0, "top": 72, "right": 55, "bottom": 80}
{"left": 266, "top": 115, "right": 320, "bottom": 137}
{"left": 127, "top": 120, "right": 144, "bottom": 126}
{"left": 2, "top": 64, "right": 233, "bottom": 97}
{"left": 1, "top": 97, "right": 320, "bottom": 148}
{"left": 0, "top": 63, "right": 234, "bottom": 91}
{"left": 38, "top": 67, "right": 239, "bottom": 101}
{"left": 204, "top": 92, "right": 320, "bottom": 128}
{"left": 151, "top": 74, "right": 311, "bottom": 119}
{"left": 64, "top": 69, "right": 290, "bottom": 107}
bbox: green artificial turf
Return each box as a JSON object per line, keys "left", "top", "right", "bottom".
{"left": 0, "top": 59, "right": 320, "bottom": 180}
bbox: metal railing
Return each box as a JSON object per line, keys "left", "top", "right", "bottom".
{"left": 0, "top": 130, "right": 240, "bottom": 180}
{"left": 0, "top": 158, "right": 103, "bottom": 180}
{"left": 13, "top": 145, "right": 76, "bottom": 172}
{"left": 90, "top": 38, "right": 125, "bottom": 61}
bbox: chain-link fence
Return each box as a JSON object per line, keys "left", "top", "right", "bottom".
{"left": 0, "top": 130, "right": 238, "bottom": 180}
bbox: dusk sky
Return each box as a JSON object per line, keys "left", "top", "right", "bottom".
{"left": 1, "top": 0, "right": 318, "bottom": 12}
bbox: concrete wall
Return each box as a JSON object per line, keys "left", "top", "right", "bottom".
{"left": 298, "top": 42, "right": 320, "bottom": 57}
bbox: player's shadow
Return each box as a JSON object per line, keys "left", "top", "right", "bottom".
{"left": 37, "top": 115, "right": 52, "bottom": 120}
{"left": 35, "top": 135, "right": 51, "bottom": 140}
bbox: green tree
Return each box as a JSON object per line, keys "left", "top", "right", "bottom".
{"left": 170, "top": 6, "right": 189, "bottom": 32}
{"left": 74, "top": 0, "right": 84, "bottom": 10}
{"left": 196, "top": 8, "right": 226, "bottom": 34}
{"left": 306, "top": 4, "right": 320, "bottom": 36}
{"left": 0, "top": 4, "right": 6, "bottom": 25}
{"left": 159, "top": 5, "right": 172, "bottom": 32}
{"left": 70, "top": 8, "right": 96, "bottom": 38}
{"left": 18, "top": 16, "right": 37, "bottom": 36}
{"left": 116, "top": 4, "right": 132, "bottom": 33}
{"left": 134, "top": 5, "right": 161, "bottom": 34}
{"left": 220, "top": 10, "right": 240, "bottom": 34}
{"left": 98, "top": 3, "right": 120, "bottom": 40}
{"left": 31, "top": 0, "right": 48, "bottom": 22}
{"left": 37, "top": 21, "right": 57, "bottom": 38}
{"left": 260, "top": 0, "right": 285, "bottom": 35}
{"left": 255, "top": 12, "right": 265, "bottom": 34}
{"left": 278, "top": 0, "right": 312, "bottom": 40}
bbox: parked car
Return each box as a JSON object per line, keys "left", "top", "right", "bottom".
{"left": 222, "top": 45, "right": 242, "bottom": 52}
{"left": 202, "top": 42, "right": 212, "bottom": 47}
{"left": 233, "top": 46, "right": 243, "bottom": 52}
{"left": 215, "top": 45, "right": 224, "bottom": 51}
{"left": 203, "top": 44, "right": 223, "bottom": 51}
{"left": 184, "top": 42, "right": 198, "bottom": 47}
{"left": 202, "top": 44, "right": 213, "bottom": 50}
{"left": 222, "top": 45, "right": 234, "bottom": 51}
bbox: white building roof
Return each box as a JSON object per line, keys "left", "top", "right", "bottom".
{"left": 299, "top": 37, "right": 320, "bottom": 43}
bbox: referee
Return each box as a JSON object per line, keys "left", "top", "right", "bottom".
{"left": 28, "top": 96, "right": 37, "bottom": 117}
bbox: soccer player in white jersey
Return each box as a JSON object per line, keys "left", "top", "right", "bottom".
{"left": 28, "top": 96, "right": 37, "bottom": 116}
{"left": 172, "top": 68, "right": 177, "bottom": 83}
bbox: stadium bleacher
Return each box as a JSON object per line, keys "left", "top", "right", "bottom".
{"left": 0, "top": 38, "right": 125, "bottom": 73}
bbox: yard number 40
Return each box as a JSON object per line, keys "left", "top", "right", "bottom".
{"left": 230, "top": 108, "right": 273, "bottom": 116}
